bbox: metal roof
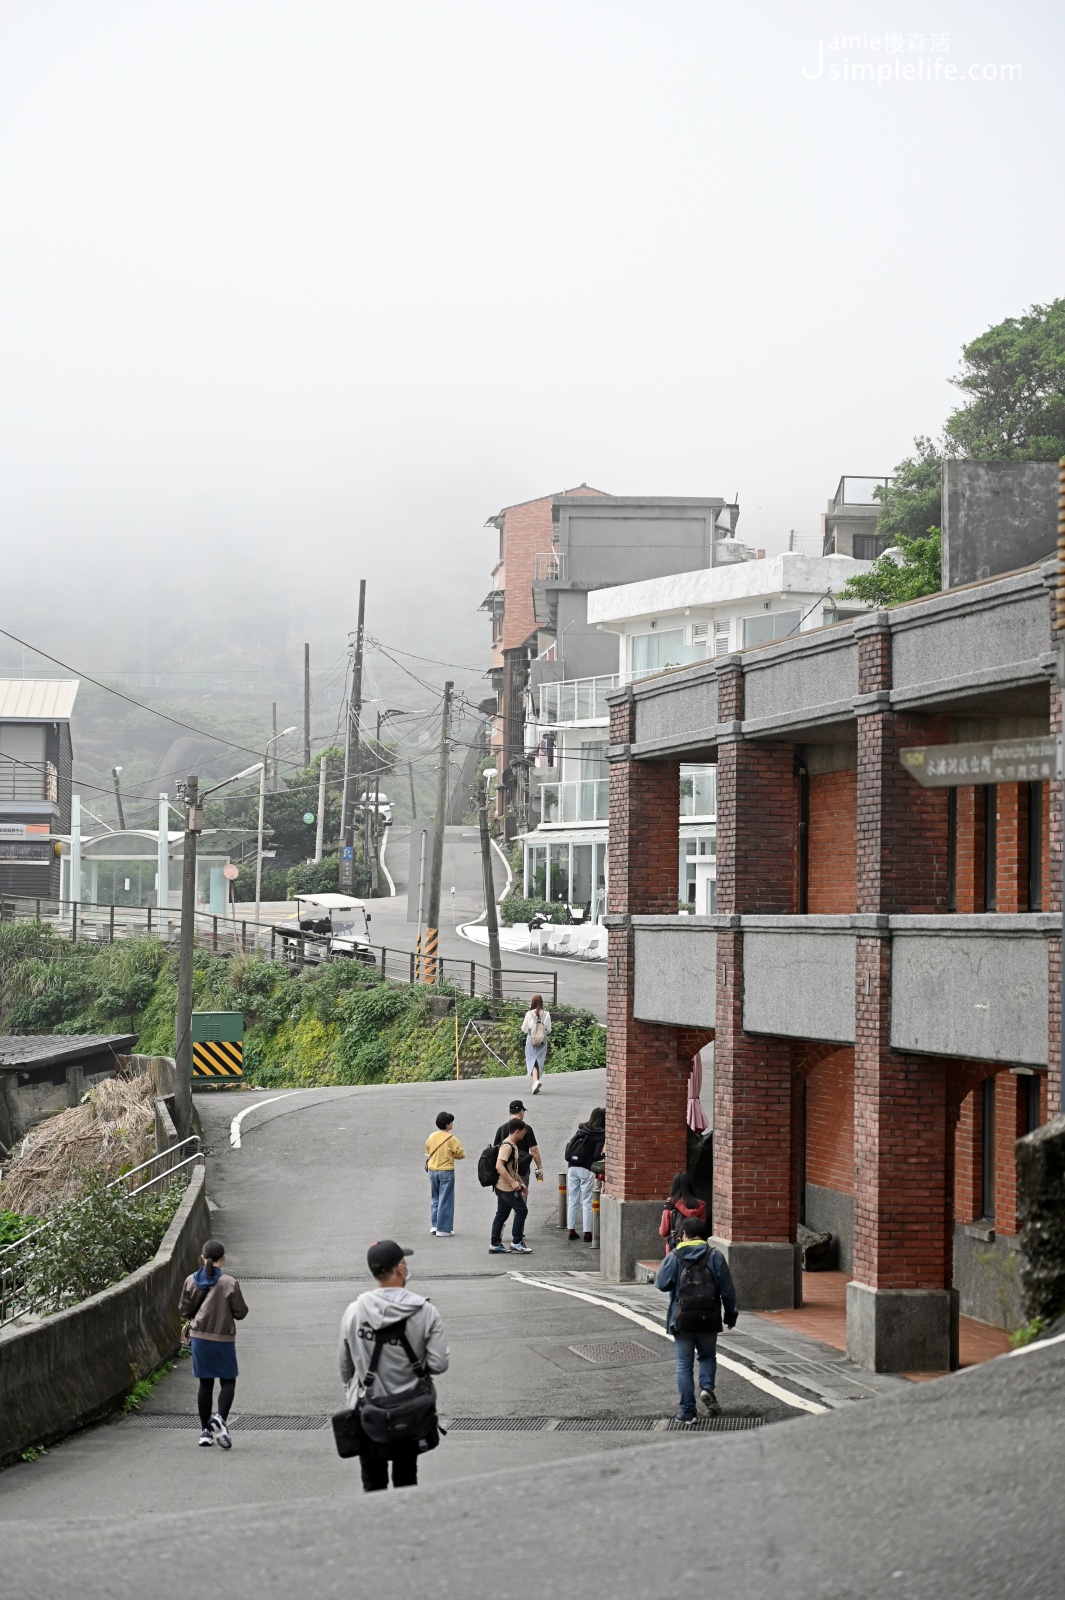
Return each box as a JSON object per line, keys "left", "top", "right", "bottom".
{"left": 0, "top": 680, "right": 80, "bottom": 720}
{"left": 0, "top": 1033, "right": 137, "bottom": 1070}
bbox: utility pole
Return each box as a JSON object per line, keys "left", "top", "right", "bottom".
{"left": 423, "top": 682, "right": 452, "bottom": 984}
{"left": 476, "top": 778, "right": 503, "bottom": 1015}
{"left": 314, "top": 755, "right": 327, "bottom": 862}
{"left": 174, "top": 774, "right": 201, "bottom": 1139}
{"left": 271, "top": 703, "right": 278, "bottom": 791}
{"left": 341, "top": 580, "right": 366, "bottom": 892}
{"left": 111, "top": 767, "right": 126, "bottom": 830}
{"left": 368, "top": 710, "right": 382, "bottom": 897}
{"left": 303, "top": 642, "right": 311, "bottom": 769}
{"left": 408, "top": 758, "right": 417, "bottom": 820}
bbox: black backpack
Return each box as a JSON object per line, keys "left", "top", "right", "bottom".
{"left": 565, "top": 1127, "right": 593, "bottom": 1168}
{"left": 477, "top": 1142, "right": 502, "bottom": 1187}
{"left": 674, "top": 1250, "right": 722, "bottom": 1335}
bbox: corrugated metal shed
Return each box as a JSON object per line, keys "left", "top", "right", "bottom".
{"left": 0, "top": 680, "right": 80, "bottom": 720}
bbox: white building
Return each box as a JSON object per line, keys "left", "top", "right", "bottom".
{"left": 520, "top": 545, "right": 872, "bottom": 916}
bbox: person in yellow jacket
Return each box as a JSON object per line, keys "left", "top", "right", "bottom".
{"left": 425, "top": 1111, "right": 465, "bottom": 1237}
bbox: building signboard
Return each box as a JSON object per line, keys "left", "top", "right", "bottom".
{"left": 901, "top": 736, "right": 1059, "bottom": 787}
{"left": 0, "top": 822, "right": 50, "bottom": 840}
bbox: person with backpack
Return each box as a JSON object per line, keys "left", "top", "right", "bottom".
{"left": 485, "top": 1118, "right": 532, "bottom": 1254}
{"left": 565, "top": 1106, "right": 606, "bottom": 1242}
{"left": 338, "top": 1239, "right": 450, "bottom": 1493}
{"left": 178, "top": 1238, "right": 249, "bottom": 1450}
{"left": 493, "top": 1098, "right": 542, "bottom": 1191}
{"left": 521, "top": 993, "right": 551, "bottom": 1093}
{"left": 425, "top": 1110, "right": 465, "bottom": 1237}
{"left": 659, "top": 1170, "right": 708, "bottom": 1253}
{"left": 655, "top": 1215, "right": 737, "bottom": 1423}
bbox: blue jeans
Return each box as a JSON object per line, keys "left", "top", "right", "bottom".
{"left": 429, "top": 1169, "right": 455, "bottom": 1232}
{"left": 673, "top": 1331, "right": 718, "bottom": 1416}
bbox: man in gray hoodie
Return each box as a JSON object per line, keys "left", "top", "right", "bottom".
{"left": 338, "top": 1239, "right": 450, "bottom": 1492}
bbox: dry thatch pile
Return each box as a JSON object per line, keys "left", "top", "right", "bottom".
{"left": 0, "top": 1070, "right": 157, "bottom": 1217}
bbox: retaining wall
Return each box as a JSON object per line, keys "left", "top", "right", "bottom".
{"left": 0, "top": 1163, "right": 210, "bottom": 1466}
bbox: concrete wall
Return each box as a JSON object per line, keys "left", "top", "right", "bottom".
{"left": 632, "top": 672, "right": 718, "bottom": 752}
{"left": 891, "top": 921, "right": 1050, "bottom": 1065}
{"left": 890, "top": 577, "right": 1050, "bottom": 708}
{"left": 805, "top": 1183, "right": 854, "bottom": 1271}
{"left": 0, "top": 1164, "right": 209, "bottom": 1465}
{"left": 743, "top": 925, "right": 856, "bottom": 1043}
{"left": 743, "top": 634, "right": 858, "bottom": 731}
{"left": 953, "top": 1226, "right": 1024, "bottom": 1331}
{"left": 942, "top": 461, "right": 1059, "bottom": 590}
{"left": 632, "top": 922, "right": 716, "bottom": 1028}
{"left": 557, "top": 500, "right": 719, "bottom": 589}
{"left": 0, "top": 1056, "right": 123, "bottom": 1148}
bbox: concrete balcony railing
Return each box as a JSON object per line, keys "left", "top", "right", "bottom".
{"left": 622, "top": 913, "right": 1059, "bottom": 1068}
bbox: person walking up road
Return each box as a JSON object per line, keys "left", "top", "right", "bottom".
{"left": 521, "top": 993, "right": 551, "bottom": 1093}
{"left": 338, "top": 1240, "right": 450, "bottom": 1493}
{"left": 425, "top": 1111, "right": 465, "bottom": 1237}
{"left": 493, "top": 1099, "right": 542, "bottom": 1192}
{"left": 659, "top": 1171, "right": 708, "bottom": 1254}
{"left": 565, "top": 1106, "right": 605, "bottom": 1242}
{"left": 655, "top": 1215, "right": 737, "bottom": 1424}
{"left": 178, "top": 1239, "right": 248, "bottom": 1450}
{"left": 489, "top": 1119, "right": 531, "bottom": 1255}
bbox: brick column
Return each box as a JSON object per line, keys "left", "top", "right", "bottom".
{"left": 847, "top": 617, "right": 956, "bottom": 1371}
{"left": 710, "top": 657, "right": 801, "bottom": 1306}
{"left": 602, "top": 688, "right": 684, "bottom": 1280}
{"left": 1048, "top": 679, "right": 1062, "bottom": 1119}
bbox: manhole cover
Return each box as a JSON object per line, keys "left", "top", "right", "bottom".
{"left": 568, "top": 1340, "right": 660, "bottom": 1365}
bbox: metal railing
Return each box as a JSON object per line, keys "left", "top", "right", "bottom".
{"left": 537, "top": 675, "right": 618, "bottom": 725}
{"left": 534, "top": 550, "right": 566, "bottom": 583}
{"left": 540, "top": 778, "right": 609, "bottom": 825}
{"left": 0, "top": 894, "right": 560, "bottom": 1005}
{"left": 833, "top": 475, "right": 892, "bottom": 508}
{"left": 0, "top": 1137, "right": 203, "bottom": 1327}
{"left": 0, "top": 758, "right": 58, "bottom": 803}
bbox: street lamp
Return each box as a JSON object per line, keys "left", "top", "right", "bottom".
{"left": 257, "top": 727, "right": 296, "bottom": 928}
{"left": 476, "top": 766, "right": 503, "bottom": 1015}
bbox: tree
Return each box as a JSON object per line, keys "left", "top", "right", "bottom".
{"left": 872, "top": 436, "right": 943, "bottom": 546}
{"left": 840, "top": 529, "right": 941, "bottom": 609}
{"left": 943, "top": 298, "right": 1065, "bottom": 461}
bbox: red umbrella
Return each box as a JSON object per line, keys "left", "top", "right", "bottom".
{"left": 686, "top": 1051, "right": 709, "bottom": 1133}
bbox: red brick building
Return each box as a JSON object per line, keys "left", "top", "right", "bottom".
{"left": 603, "top": 557, "right": 1059, "bottom": 1371}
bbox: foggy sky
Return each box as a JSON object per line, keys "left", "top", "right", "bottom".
{"left": 0, "top": 0, "right": 1060, "bottom": 676}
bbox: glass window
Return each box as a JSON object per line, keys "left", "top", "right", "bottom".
{"left": 741, "top": 610, "right": 801, "bottom": 649}
{"left": 631, "top": 629, "right": 684, "bottom": 677}
{"left": 572, "top": 843, "right": 593, "bottom": 911}
{"left": 527, "top": 845, "right": 546, "bottom": 900}
{"left": 547, "top": 842, "right": 569, "bottom": 903}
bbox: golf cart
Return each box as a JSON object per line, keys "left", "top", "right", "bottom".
{"left": 277, "top": 893, "right": 375, "bottom": 966}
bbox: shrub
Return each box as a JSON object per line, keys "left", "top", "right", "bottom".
{"left": 21, "top": 1177, "right": 183, "bottom": 1312}
{"left": 288, "top": 857, "right": 340, "bottom": 894}
{"left": 498, "top": 898, "right": 569, "bottom": 928}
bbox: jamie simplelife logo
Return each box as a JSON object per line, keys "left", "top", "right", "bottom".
{"left": 801, "top": 31, "right": 1021, "bottom": 84}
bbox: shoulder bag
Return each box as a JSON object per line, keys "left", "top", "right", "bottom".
{"left": 331, "top": 1314, "right": 443, "bottom": 1460}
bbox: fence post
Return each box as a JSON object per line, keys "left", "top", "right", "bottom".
{"left": 380, "top": 947, "right": 387, "bottom": 980}
{"left": 72, "top": 902, "right": 78, "bottom": 942}
{"left": 470, "top": 962, "right": 475, "bottom": 998}
{"left": 35, "top": 898, "right": 40, "bottom": 922}
{"left": 242, "top": 920, "right": 247, "bottom": 953}
{"left": 409, "top": 950, "right": 415, "bottom": 983}
{"left": 109, "top": 903, "right": 115, "bottom": 942}
{"left": 552, "top": 970, "right": 558, "bottom": 1008}
{"left": 147, "top": 904, "right": 152, "bottom": 936}
{"left": 271, "top": 927, "right": 276, "bottom": 961}
{"left": 213, "top": 915, "right": 218, "bottom": 952}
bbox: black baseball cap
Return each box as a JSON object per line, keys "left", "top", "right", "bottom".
{"left": 367, "top": 1240, "right": 412, "bottom": 1276}
{"left": 509, "top": 1098, "right": 526, "bottom": 1113}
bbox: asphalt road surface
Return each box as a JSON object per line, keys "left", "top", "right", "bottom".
{"left": 3, "top": 1070, "right": 1063, "bottom": 1596}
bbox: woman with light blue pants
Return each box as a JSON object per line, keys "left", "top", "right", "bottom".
{"left": 521, "top": 994, "right": 552, "bottom": 1094}
{"left": 425, "top": 1111, "right": 465, "bottom": 1237}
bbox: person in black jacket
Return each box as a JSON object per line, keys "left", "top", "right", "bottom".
{"left": 565, "top": 1106, "right": 605, "bottom": 1242}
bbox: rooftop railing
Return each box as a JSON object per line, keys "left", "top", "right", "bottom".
{"left": 0, "top": 759, "right": 58, "bottom": 804}
{"left": 833, "top": 475, "right": 892, "bottom": 508}
{"left": 533, "top": 550, "right": 567, "bottom": 583}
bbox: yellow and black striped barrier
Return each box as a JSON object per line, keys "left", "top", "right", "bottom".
{"left": 421, "top": 925, "right": 439, "bottom": 984}
{"left": 191, "top": 1011, "right": 244, "bottom": 1083}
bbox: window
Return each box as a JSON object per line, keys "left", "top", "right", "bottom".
{"left": 714, "top": 622, "right": 731, "bottom": 656}
{"left": 1028, "top": 782, "right": 1043, "bottom": 911}
{"left": 1023, "top": 1073, "right": 1042, "bottom": 1134}
{"left": 741, "top": 610, "right": 801, "bottom": 649}
{"left": 981, "top": 1076, "right": 996, "bottom": 1219}
{"left": 631, "top": 629, "right": 684, "bottom": 677}
{"left": 983, "top": 786, "right": 997, "bottom": 913}
{"left": 853, "top": 534, "right": 884, "bottom": 561}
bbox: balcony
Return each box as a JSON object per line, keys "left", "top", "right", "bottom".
{"left": 832, "top": 475, "right": 892, "bottom": 508}
{"left": 538, "top": 674, "right": 618, "bottom": 726}
{"left": 0, "top": 759, "right": 58, "bottom": 804}
{"left": 534, "top": 550, "right": 567, "bottom": 583}
{"left": 540, "top": 778, "right": 609, "bottom": 825}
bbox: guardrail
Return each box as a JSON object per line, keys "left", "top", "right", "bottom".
{"left": 0, "top": 1137, "right": 203, "bottom": 1328}
{"left": 0, "top": 895, "right": 559, "bottom": 1007}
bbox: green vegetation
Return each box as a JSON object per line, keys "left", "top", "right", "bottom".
{"left": 124, "top": 1358, "right": 176, "bottom": 1412}
{"left": 0, "top": 1209, "right": 31, "bottom": 1246}
{"left": 17, "top": 1177, "right": 182, "bottom": 1312}
{"left": 840, "top": 529, "right": 942, "bottom": 609}
{"left": 1009, "top": 1316, "right": 1048, "bottom": 1350}
{"left": 842, "top": 300, "right": 1065, "bottom": 610}
{"left": 498, "top": 898, "right": 570, "bottom": 928}
{"left": 0, "top": 920, "right": 603, "bottom": 1089}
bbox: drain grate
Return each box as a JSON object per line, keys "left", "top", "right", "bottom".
{"left": 445, "top": 1416, "right": 550, "bottom": 1432}
{"left": 121, "top": 1414, "right": 329, "bottom": 1431}
{"left": 554, "top": 1416, "right": 658, "bottom": 1432}
{"left": 568, "top": 1340, "right": 660, "bottom": 1366}
{"left": 121, "top": 1412, "right": 765, "bottom": 1434}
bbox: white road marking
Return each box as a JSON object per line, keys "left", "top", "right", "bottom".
{"left": 230, "top": 1094, "right": 295, "bottom": 1148}
{"left": 508, "top": 1271, "right": 828, "bottom": 1416}
{"left": 379, "top": 825, "right": 396, "bottom": 896}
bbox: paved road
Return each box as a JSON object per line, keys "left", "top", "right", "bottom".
{"left": 0, "top": 1070, "right": 796, "bottom": 1527}
{"left": 243, "top": 825, "right": 607, "bottom": 1017}
{"left": 4, "top": 1070, "right": 1065, "bottom": 1595}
